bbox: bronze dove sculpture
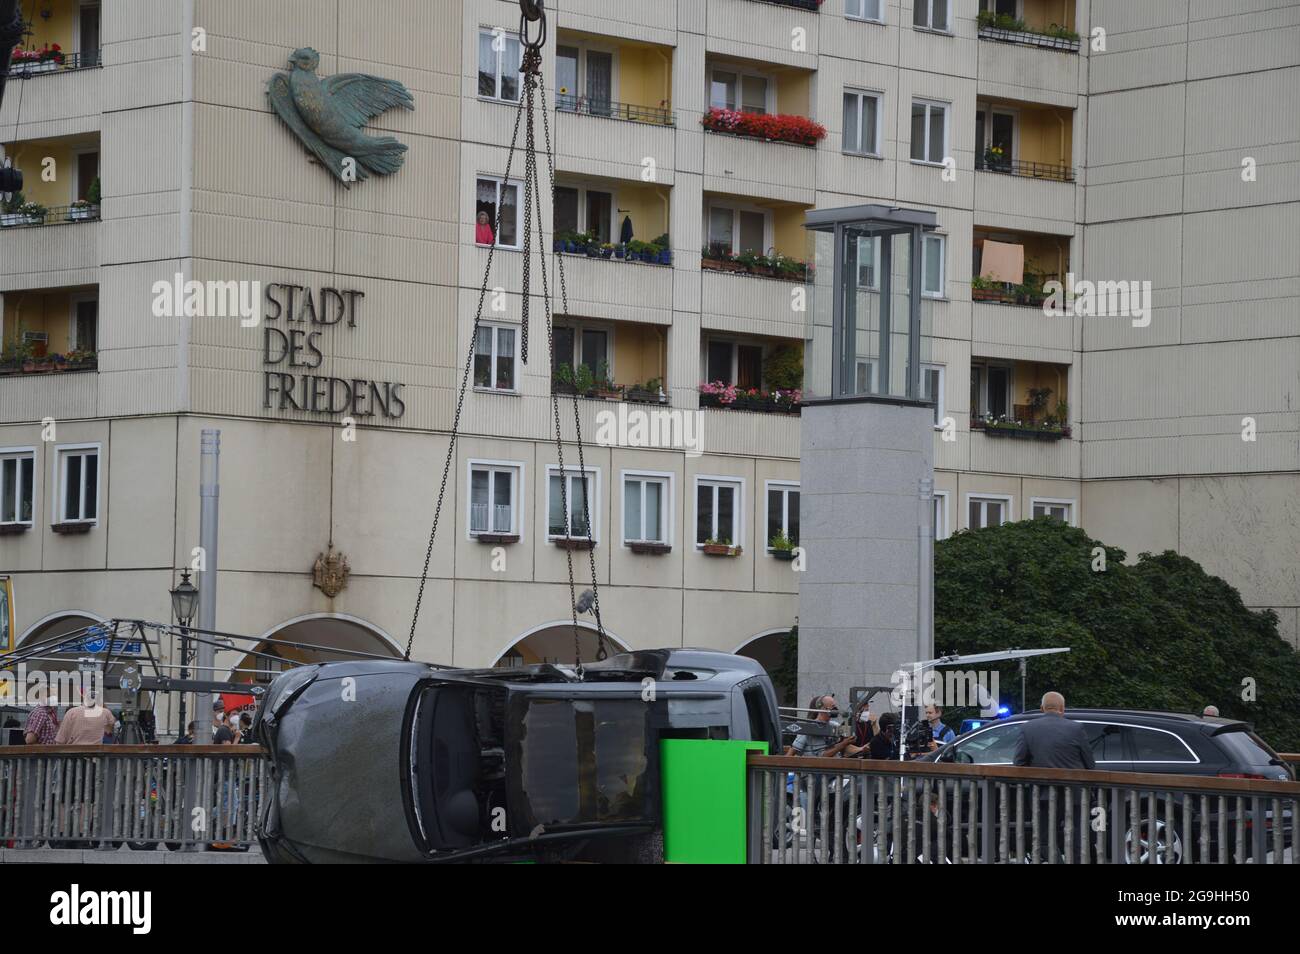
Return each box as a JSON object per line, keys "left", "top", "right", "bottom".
{"left": 268, "top": 47, "right": 415, "bottom": 187}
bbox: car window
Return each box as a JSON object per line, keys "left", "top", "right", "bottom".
{"left": 1080, "top": 721, "right": 1126, "bottom": 761}
{"left": 952, "top": 723, "right": 1023, "bottom": 764}
{"left": 1129, "top": 726, "right": 1196, "bottom": 763}
{"left": 1215, "top": 728, "right": 1279, "bottom": 767}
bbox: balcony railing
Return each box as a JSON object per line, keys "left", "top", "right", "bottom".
{"left": 0, "top": 204, "right": 101, "bottom": 228}
{"left": 975, "top": 156, "right": 1074, "bottom": 182}
{"left": 6, "top": 50, "right": 101, "bottom": 76}
{"left": 557, "top": 95, "right": 674, "bottom": 127}
{"left": 747, "top": 0, "right": 823, "bottom": 11}
{"left": 977, "top": 24, "right": 1080, "bottom": 53}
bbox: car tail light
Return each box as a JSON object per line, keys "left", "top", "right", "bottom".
{"left": 1217, "top": 772, "right": 1269, "bottom": 779}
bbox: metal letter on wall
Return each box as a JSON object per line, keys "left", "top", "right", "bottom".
{"left": 268, "top": 47, "right": 415, "bottom": 187}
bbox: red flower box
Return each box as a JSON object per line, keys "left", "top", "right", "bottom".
{"left": 701, "top": 108, "right": 827, "bottom": 147}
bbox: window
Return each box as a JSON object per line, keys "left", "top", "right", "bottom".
{"left": 846, "top": 0, "right": 884, "bottom": 21}
{"left": 554, "top": 185, "right": 613, "bottom": 244}
{"left": 967, "top": 494, "right": 1010, "bottom": 530}
{"left": 980, "top": 0, "right": 1019, "bottom": 18}
{"left": 78, "top": 2, "right": 101, "bottom": 67}
{"left": 73, "top": 298, "right": 98, "bottom": 352}
{"left": 913, "top": 0, "right": 950, "bottom": 32}
{"left": 468, "top": 462, "right": 520, "bottom": 537}
{"left": 765, "top": 482, "right": 800, "bottom": 550}
{"left": 706, "top": 204, "right": 768, "bottom": 256}
{"left": 622, "top": 472, "right": 671, "bottom": 545}
{"left": 1081, "top": 722, "right": 1127, "bottom": 762}
{"left": 475, "top": 176, "right": 521, "bottom": 249}
{"left": 704, "top": 339, "right": 763, "bottom": 389}
{"left": 1031, "top": 499, "right": 1074, "bottom": 525}
{"left": 932, "top": 491, "right": 949, "bottom": 541}
{"left": 556, "top": 44, "right": 614, "bottom": 115}
{"left": 478, "top": 28, "right": 522, "bottom": 102}
{"left": 0, "top": 450, "right": 35, "bottom": 526}
{"left": 75, "top": 152, "right": 99, "bottom": 202}
{"left": 474, "top": 325, "right": 517, "bottom": 391}
{"left": 909, "top": 99, "right": 949, "bottom": 164}
{"left": 952, "top": 723, "right": 1022, "bottom": 764}
{"left": 922, "top": 233, "right": 946, "bottom": 297}
{"left": 855, "top": 235, "right": 880, "bottom": 289}
{"left": 843, "top": 90, "right": 882, "bottom": 156}
{"left": 855, "top": 360, "right": 875, "bottom": 394}
{"left": 552, "top": 323, "right": 611, "bottom": 379}
{"left": 923, "top": 364, "right": 944, "bottom": 427}
{"left": 709, "top": 68, "right": 769, "bottom": 114}
{"left": 695, "top": 477, "right": 742, "bottom": 546}
{"left": 55, "top": 445, "right": 99, "bottom": 524}
{"left": 971, "top": 362, "right": 1012, "bottom": 420}
{"left": 1129, "top": 727, "right": 1197, "bottom": 764}
{"left": 547, "top": 466, "right": 598, "bottom": 541}
{"left": 975, "top": 106, "right": 1016, "bottom": 170}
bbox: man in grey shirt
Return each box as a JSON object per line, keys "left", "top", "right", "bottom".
{"left": 786, "top": 694, "right": 841, "bottom": 757}
{"left": 1014, "top": 691, "right": 1096, "bottom": 770}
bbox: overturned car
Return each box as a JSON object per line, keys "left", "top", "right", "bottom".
{"left": 254, "top": 648, "right": 780, "bottom": 863}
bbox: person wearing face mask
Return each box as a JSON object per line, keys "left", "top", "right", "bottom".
{"left": 839, "top": 697, "right": 878, "bottom": 758}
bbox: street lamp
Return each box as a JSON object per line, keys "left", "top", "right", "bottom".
{"left": 170, "top": 570, "right": 199, "bottom": 738}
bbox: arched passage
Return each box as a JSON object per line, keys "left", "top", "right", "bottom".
{"left": 226, "top": 613, "right": 402, "bottom": 688}
{"left": 490, "top": 621, "right": 629, "bottom": 668}
{"left": 734, "top": 628, "right": 794, "bottom": 706}
{"left": 6, "top": 611, "right": 130, "bottom": 709}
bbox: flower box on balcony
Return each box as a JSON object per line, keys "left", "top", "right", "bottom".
{"left": 473, "top": 533, "right": 519, "bottom": 545}
{"left": 624, "top": 387, "right": 665, "bottom": 405}
{"left": 1, "top": 212, "right": 44, "bottom": 227}
{"left": 701, "top": 542, "right": 742, "bottom": 557}
{"left": 51, "top": 521, "right": 93, "bottom": 535}
{"left": 629, "top": 541, "right": 671, "bottom": 555}
{"left": 0, "top": 522, "right": 31, "bottom": 535}
{"left": 701, "top": 108, "right": 827, "bottom": 147}
{"left": 552, "top": 537, "right": 596, "bottom": 551}
{"left": 973, "top": 419, "right": 1071, "bottom": 441}
{"left": 68, "top": 203, "right": 100, "bottom": 222}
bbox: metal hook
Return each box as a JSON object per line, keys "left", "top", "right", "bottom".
{"left": 519, "top": 0, "right": 546, "bottom": 54}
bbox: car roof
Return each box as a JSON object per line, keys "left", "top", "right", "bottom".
{"left": 1001, "top": 708, "right": 1250, "bottom": 731}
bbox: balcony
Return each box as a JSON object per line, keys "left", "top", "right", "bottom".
{"left": 746, "top": 0, "right": 822, "bottom": 10}
{"left": 550, "top": 318, "right": 668, "bottom": 404}
{"left": 971, "top": 227, "right": 1071, "bottom": 310}
{"left": 976, "top": 6, "right": 1080, "bottom": 54}
{"left": 970, "top": 358, "right": 1070, "bottom": 440}
{"left": 1, "top": 0, "right": 103, "bottom": 130}
{"left": 698, "top": 337, "right": 803, "bottom": 416}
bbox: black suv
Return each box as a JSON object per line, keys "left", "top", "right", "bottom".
{"left": 931, "top": 708, "right": 1292, "bottom": 781}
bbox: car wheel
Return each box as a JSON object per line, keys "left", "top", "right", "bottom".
{"left": 1124, "top": 816, "right": 1183, "bottom": 864}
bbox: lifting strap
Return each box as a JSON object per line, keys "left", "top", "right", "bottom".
{"left": 406, "top": 0, "right": 607, "bottom": 672}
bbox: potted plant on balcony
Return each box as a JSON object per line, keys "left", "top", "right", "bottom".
{"left": 67, "top": 177, "right": 102, "bottom": 222}
{"left": 0, "top": 338, "right": 30, "bottom": 375}
{"left": 624, "top": 378, "right": 663, "bottom": 404}
{"left": 592, "top": 360, "right": 621, "bottom": 400}
{"left": 37, "top": 44, "right": 64, "bottom": 72}
{"left": 6, "top": 198, "right": 47, "bottom": 227}
{"left": 769, "top": 531, "right": 797, "bottom": 560}
{"left": 698, "top": 380, "right": 737, "bottom": 408}
{"left": 66, "top": 348, "right": 97, "bottom": 371}
{"left": 971, "top": 275, "right": 1000, "bottom": 302}
{"left": 701, "top": 537, "right": 741, "bottom": 557}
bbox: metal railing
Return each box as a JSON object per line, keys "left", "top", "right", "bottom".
{"left": 0, "top": 746, "right": 268, "bottom": 849}
{"left": 975, "top": 156, "right": 1075, "bottom": 182}
{"left": 747, "top": 0, "right": 823, "bottom": 11}
{"left": 556, "top": 94, "right": 674, "bottom": 126}
{"left": 0, "top": 204, "right": 100, "bottom": 228}
{"left": 6, "top": 50, "right": 101, "bottom": 76}
{"left": 977, "top": 25, "right": 1080, "bottom": 53}
{"left": 748, "top": 754, "right": 1299, "bottom": 864}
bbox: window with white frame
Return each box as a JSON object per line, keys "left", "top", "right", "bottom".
{"left": 696, "top": 477, "right": 742, "bottom": 546}
{"left": 922, "top": 233, "right": 946, "bottom": 297}
{"left": 0, "top": 449, "right": 35, "bottom": 526}
{"left": 1031, "top": 499, "right": 1074, "bottom": 525}
{"left": 475, "top": 176, "right": 521, "bottom": 249}
{"left": 846, "top": 0, "right": 884, "bottom": 22}
{"left": 706, "top": 203, "right": 768, "bottom": 256}
{"left": 923, "top": 364, "right": 945, "bottom": 427}
{"left": 933, "top": 491, "right": 950, "bottom": 541}
{"left": 547, "top": 466, "right": 598, "bottom": 540}
{"left": 704, "top": 338, "right": 765, "bottom": 389}
{"left": 469, "top": 462, "right": 521, "bottom": 537}
{"left": 910, "top": 99, "right": 949, "bottom": 164}
{"left": 552, "top": 323, "right": 611, "bottom": 380}
{"left": 55, "top": 445, "right": 98, "bottom": 524}
{"left": 765, "top": 482, "right": 800, "bottom": 550}
{"left": 968, "top": 494, "right": 1010, "bottom": 530}
{"left": 554, "top": 184, "right": 614, "bottom": 244}
{"left": 474, "top": 325, "right": 517, "bottom": 391}
{"left": 913, "top": 0, "right": 951, "bottom": 32}
{"left": 478, "top": 28, "right": 522, "bottom": 102}
{"left": 622, "top": 472, "right": 670, "bottom": 545}
{"left": 971, "top": 362, "right": 1012, "bottom": 420}
{"left": 843, "top": 89, "right": 883, "bottom": 156}
{"left": 709, "top": 66, "right": 770, "bottom": 114}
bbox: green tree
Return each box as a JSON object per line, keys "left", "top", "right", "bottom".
{"left": 935, "top": 519, "right": 1300, "bottom": 750}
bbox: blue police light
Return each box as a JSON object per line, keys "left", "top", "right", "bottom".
{"left": 997, "top": 706, "right": 1011, "bottom": 718}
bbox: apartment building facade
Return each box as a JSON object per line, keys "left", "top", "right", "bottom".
{"left": 0, "top": 0, "right": 1296, "bottom": 720}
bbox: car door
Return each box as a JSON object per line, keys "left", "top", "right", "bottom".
{"left": 948, "top": 721, "right": 1024, "bottom": 764}
{"left": 1125, "top": 724, "right": 1202, "bottom": 778}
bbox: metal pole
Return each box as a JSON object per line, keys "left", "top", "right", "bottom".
{"left": 198, "top": 430, "right": 221, "bottom": 731}
{"left": 905, "top": 477, "right": 934, "bottom": 763}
